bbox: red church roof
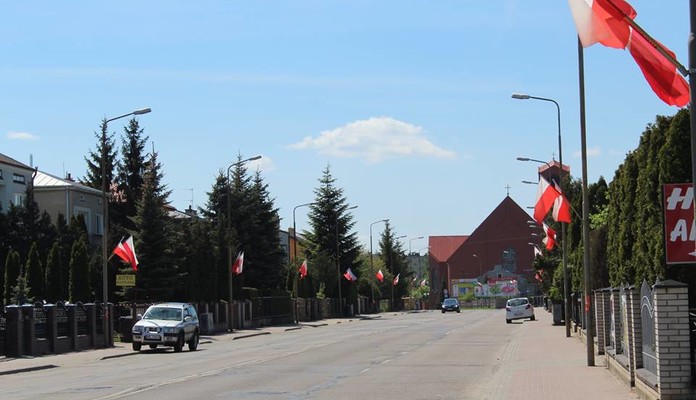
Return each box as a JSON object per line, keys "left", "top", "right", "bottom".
{"left": 429, "top": 235, "right": 468, "bottom": 264}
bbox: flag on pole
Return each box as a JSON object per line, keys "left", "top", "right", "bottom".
{"left": 393, "top": 273, "right": 400, "bottom": 286}
{"left": 343, "top": 267, "right": 357, "bottom": 281}
{"left": 420, "top": 278, "right": 427, "bottom": 287}
{"left": 232, "top": 251, "right": 244, "bottom": 275}
{"left": 113, "top": 236, "right": 139, "bottom": 271}
{"left": 299, "top": 259, "right": 308, "bottom": 279}
{"left": 567, "top": 0, "right": 689, "bottom": 107}
{"left": 533, "top": 245, "right": 542, "bottom": 257}
{"left": 376, "top": 269, "right": 384, "bottom": 282}
{"left": 542, "top": 223, "right": 557, "bottom": 251}
{"left": 552, "top": 183, "right": 572, "bottom": 223}
{"left": 534, "top": 176, "right": 561, "bottom": 223}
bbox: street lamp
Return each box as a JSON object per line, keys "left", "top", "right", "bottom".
{"left": 472, "top": 253, "right": 483, "bottom": 280}
{"left": 369, "top": 219, "right": 389, "bottom": 308}
{"left": 292, "top": 201, "right": 315, "bottom": 322}
{"left": 226, "top": 155, "right": 262, "bottom": 331}
{"left": 336, "top": 205, "right": 358, "bottom": 315}
{"left": 101, "top": 107, "right": 150, "bottom": 346}
{"left": 513, "top": 91, "right": 570, "bottom": 339}
{"left": 409, "top": 236, "right": 424, "bottom": 255}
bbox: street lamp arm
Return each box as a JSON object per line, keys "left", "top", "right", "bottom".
{"left": 105, "top": 108, "right": 151, "bottom": 124}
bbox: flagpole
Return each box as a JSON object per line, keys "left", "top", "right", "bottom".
{"left": 689, "top": 0, "right": 696, "bottom": 210}
{"left": 577, "top": 36, "right": 595, "bottom": 367}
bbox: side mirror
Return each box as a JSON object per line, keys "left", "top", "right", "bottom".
{"left": 136, "top": 313, "right": 143, "bottom": 321}
{"left": 184, "top": 316, "right": 192, "bottom": 322}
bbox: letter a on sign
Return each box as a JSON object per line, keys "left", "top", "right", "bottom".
{"left": 663, "top": 184, "right": 696, "bottom": 264}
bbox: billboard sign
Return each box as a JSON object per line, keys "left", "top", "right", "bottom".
{"left": 663, "top": 183, "right": 696, "bottom": 264}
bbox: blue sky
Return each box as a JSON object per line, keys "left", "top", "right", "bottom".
{"left": 0, "top": 1, "right": 689, "bottom": 250}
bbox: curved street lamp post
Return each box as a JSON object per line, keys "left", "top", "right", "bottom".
{"left": 226, "top": 155, "right": 262, "bottom": 331}
{"left": 101, "top": 107, "right": 151, "bottom": 345}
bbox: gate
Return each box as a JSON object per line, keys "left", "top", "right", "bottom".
{"left": 641, "top": 281, "right": 657, "bottom": 374}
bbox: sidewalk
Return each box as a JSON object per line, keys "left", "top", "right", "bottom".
{"left": 494, "top": 307, "right": 642, "bottom": 400}
{"left": 0, "top": 318, "right": 361, "bottom": 376}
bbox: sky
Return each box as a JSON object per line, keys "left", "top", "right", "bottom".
{"left": 0, "top": 1, "right": 690, "bottom": 251}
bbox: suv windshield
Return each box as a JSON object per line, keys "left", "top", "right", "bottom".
{"left": 143, "top": 307, "right": 182, "bottom": 321}
{"left": 443, "top": 299, "right": 458, "bottom": 305}
{"left": 507, "top": 299, "right": 528, "bottom": 307}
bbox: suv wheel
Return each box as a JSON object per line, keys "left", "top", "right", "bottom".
{"left": 173, "top": 332, "right": 184, "bottom": 352}
{"left": 132, "top": 342, "right": 142, "bottom": 352}
{"left": 188, "top": 331, "right": 199, "bottom": 351}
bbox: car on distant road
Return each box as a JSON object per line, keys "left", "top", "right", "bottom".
{"left": 505, "top": 297, "right": 535, "bottom": 323}
{"left": 131, "top": 302, "right": 200, "bottom": 352}
{"left": 441, "top": 298, "right": 460, "bottom": 313}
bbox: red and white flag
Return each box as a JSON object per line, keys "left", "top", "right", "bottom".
{"left": 534, "top": 177, "right": 561, "bottom": 223}
{"left": 232, "top": 251, "right": 244, "bottom": 275}
{"left": 376, "top": 269, "right": 384, "bottom": 282}
{"left": 343, "top": 267, "right": 357, "bottom": 281}
{"left": 299, "top": 259, "right": 308, "bottom": 279}
{"left": 568, "top": 0, "right": 689, "bottom": 107}
{"left": 542, "top": 223, "right": 557, "bottom": 251}
{"left": 533, "top": 244, "right": 542, "bottom": 257}
{"left": 568, "top": 0, "right": 635, "bottom": 49}
{"left": 420, "top": 278, "right": 427, "bottom": 287}
{"left": 113, "top": 236, "right": 139, "bottom": 271}
{"left": 552, "top": 183, "right": 572, "bottom": 223}
{"left": 393, "top": 273, "right": 400, "bottom": 286}
{"left": 627, "top": 28, "right": 690, "bottom": 107}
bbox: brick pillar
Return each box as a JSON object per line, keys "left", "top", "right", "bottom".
{"left": 653, "top": 280, "right": 693, "bottom": 400}
{"left": 609, "top": 288, "right": 622, "bottom": 354}
{"left": 5, "top": 305, "right": 23, "bottom": 357}
{"left": 594, "top": 288, "right": 610, "bottom": 355}
{"left": 627, "top": 285, "right": 643, "bottom": 375}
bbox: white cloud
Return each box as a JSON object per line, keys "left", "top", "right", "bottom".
{"left": 288, "top": 116, "right": 456, "bottom": 163}
{"left": 573, "top": 146, "right": 601, "bottom": 158}
{"left": 7, "top": 131, "right": 38, "bottom": 141}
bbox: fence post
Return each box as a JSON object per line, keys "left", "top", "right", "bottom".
{"left": 653, "top": 280, "right": 693, "bottom": 400}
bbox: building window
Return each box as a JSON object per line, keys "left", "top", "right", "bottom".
{"left": 95, "top": 214, "right": 104, "bottom": 235}
{"left": 79, "top": 194, "right": 85, "bottom": 202}
{"left": 0, "top": 169, "right": 3, "bottom": 179}
{"left": 13, "top": 174, "right": 26, "bottom": 184}
{"left": 13, "top": 193, "right": 26, "bottom": 206}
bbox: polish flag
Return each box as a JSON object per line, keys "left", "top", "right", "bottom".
{"left": 568, "top": 0, "right": 689, "bottom": 107}
{"left": 627, "top": 28, "right": 690, "bottom": 107}
{"left": 568, "top": 0, "right": 635, "bottom": 49}
{"left": 299, "top": 259, "right": 308, "bottom": 279}
{"left": 542, "top": 223, "right": 557, "bottom": 251}
{"left": 420, "top": 279, "right": 428, "bottom": 287}
{"left": 376, "top": 269, "right": 384, "bottom": 282}
{"left": 232, "top": 251, "right": 244, "bottom": 275}
{"left": 534, "top": 177, "right": 561, "bottom": 223}
{"left": 393, "top": 273, "right": 400, "bottom": 286}
{"left": 552, "top": 183, "right": 572, "bottom": 223}
{"left": 113, "top": 236, "right": 139, "bottom": 271}
{"left": 343, "top": 267, "right": 357, "bottom": 281}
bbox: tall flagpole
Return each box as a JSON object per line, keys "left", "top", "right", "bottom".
{"left": 689, "top": 1, "right": 696, "bottom": 202}
{"left": 577, "top": 36, "right": 595, "bottom": 367}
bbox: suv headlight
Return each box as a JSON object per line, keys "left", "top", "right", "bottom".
{"left": 132, "top": 326, "right": 143, "bottom": 333}
{"left": 164, "top": 327, "right": 179, "bottom": 334}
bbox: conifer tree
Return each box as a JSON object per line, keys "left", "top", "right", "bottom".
{"left": 3, "top": 250, "right": 20, "bottom": 305}
{"left": 132, "top": 151, "right": 177, "bottom": 301}
{"left": 45, "top": 241, "right": 63, "bottom": 302}
{"left": 378, "top": 222, "right": 410, "bottom": 304}
{"left": 113, "top": 117, "right": 149, "bottom": 234}
{"left": 25, "top": 242, "right": 44, "bottom": 301}
{"left": 69, "top": 236, "right": 91, "bottom": 302}
{"left": 201, "top": 173, "right": 230, "bottom": 300}
{"left": 83, "top": 119, "right": 117, "bottom": 191}
{"left": 11, "top": 265, "right": 31, "bottom": 305}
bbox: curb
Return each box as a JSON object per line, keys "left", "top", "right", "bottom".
{"left": 0, "top": 364, "right": 57, "bottom": 376}
{"left": 232, "top": 331, "right": 271, "bottom": 340}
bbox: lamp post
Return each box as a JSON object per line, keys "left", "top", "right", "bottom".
{"left": 472, "top": 253, "right": 482, "bottom": 281}
{"left": 101, "top": 107, "right": 150, "bottom": 345}
{"left": 336, "top": 205, "right": 358, "bottom": 315}
{"left": 226, "top": 155, "right": 262, "bottom": 331}
{"left": 514, "top": 91, "right": 570, "bottom": 339}
{"left": 369, "top": 219, "right": 389, "bottom": 308}
{"left": 292, "top": 202, "right": 315, "bottom": 322}
{"left": 409, "top": 236, "right": 424, "bottom": 255}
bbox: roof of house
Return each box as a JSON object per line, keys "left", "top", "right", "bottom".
{"left": 428, "top": 235, "right": 469, "bottom": 264}
{"left": 33, "top": 170, "right": 102, "bottom": 195}
{"left": 0, "top": 153, "right": 34, "bottom": 171}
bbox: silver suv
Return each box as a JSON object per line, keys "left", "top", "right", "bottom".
{"left": 131, "top": 302, "right": 200, "bottom": 352}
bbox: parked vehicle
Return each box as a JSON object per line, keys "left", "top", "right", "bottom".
{"left": 441, "top": 298, "right": 460, "bottom": 313}
{"left": 505, "top": 297, "right": 535, "bottom": 323}
{"left": 131, "top": 302, "right": 199, "bottom": 352}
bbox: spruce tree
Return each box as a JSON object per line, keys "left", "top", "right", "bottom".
{"left": 113, "top": 117, "right": 149, "bottom": 234}
{"left": 132, "top": 151, "right": 177, "bottom": 301}
{"left": 378, "top": 222, "right": 410, "bottom": 304}
{"left": 45, "top": 241, "right": 63, "bottom": 302}
{"left": 83, "top": 119, "right": 117, "bottom": 191}
{"left": 201, "top": 173, "right": 230, "bottom": 300}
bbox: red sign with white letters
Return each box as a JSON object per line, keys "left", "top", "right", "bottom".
{"left": 664, "top": 183, "right": 696, "bottom": 264}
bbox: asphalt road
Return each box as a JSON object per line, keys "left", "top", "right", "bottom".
{"left": 2, "top": 309, "right": 528, "bottom": 400}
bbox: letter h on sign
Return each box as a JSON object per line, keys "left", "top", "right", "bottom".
{"left": 663, "top": 184, "right": 696, "bottom": 264}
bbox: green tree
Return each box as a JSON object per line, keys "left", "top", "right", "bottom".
{"left": 11, "top": 265, "right": 31, "bottom": 305}
{"left": 4, "top": 250, "right": 20, "bottom": 305}
{"left": 378, "top": 222, "right": 410, "bottom": 306}
{"left": 83, "top": 119, "right": 117, "bottom": 191}
{"left": 113, "top": 117, "right": 149, "bottom": 234}
{"left": 131, "top": 151, "right": 177, "bottom": 301}
{"left": 45, "top": 241, "right": 63, "bottom": 302}
{"left": 304, "top": 165, "right": 360, "bottom": 301}
{"left": 25, "top": 242, "right": 44, "bottom": 301}
{"left": 201, "top": 173, "right": 231, "bottom": 300}
{"left": 69, "top": 236, "right": 91, "bottom": 302}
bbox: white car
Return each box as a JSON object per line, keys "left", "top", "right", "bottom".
{"left": 131, "top": 302, "right": 200, "bottom": 352}
{"left": 505, "top": 298, "right": 535, "bottom": 323}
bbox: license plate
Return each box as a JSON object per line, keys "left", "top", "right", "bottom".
{"left": 514, "top": 312, "right": 522, "bottom": 316}
{"left": 145, "top": 335, "right": 160, "bottom": 340}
